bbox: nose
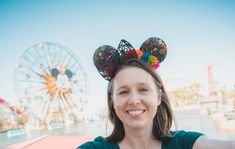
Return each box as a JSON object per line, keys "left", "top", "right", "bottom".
{"left": 128, "top": 90, "right": 140, "bottom": 105}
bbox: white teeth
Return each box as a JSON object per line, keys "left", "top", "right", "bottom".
{"left": 128, "top": 110, "right": 144, "bottom": 115}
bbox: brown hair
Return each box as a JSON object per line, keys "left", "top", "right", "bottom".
{"left": 106, "top": 58, "right": 174, "bottom": 143}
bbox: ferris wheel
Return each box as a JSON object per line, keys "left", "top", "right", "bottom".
{"left": 14, "top": 42, "right": 87, "bottom": 125}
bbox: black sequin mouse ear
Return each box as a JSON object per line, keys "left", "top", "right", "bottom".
{"left": 93, "top": 45, "right": 121, "bottom": 81}
{"left": 140, "top": 37, "right": 167, "bottom": 63}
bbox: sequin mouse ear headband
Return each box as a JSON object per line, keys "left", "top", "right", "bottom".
{"left": 93, "top": 37, "right": 167, "bottom": 81}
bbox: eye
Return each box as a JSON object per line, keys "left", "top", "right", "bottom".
{"left": 139, "top": 88, "right": 148, "bottom": 92}
{"left": 119, "top": 90, "right": 128, "bottom": 95}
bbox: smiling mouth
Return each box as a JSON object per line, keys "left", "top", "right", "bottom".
{"left": 127, "top": 110, "right": 145, "bottom": 115}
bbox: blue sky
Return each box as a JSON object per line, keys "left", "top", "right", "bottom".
{"left": 1, "top": 0, "right": 235, "bottom": 113}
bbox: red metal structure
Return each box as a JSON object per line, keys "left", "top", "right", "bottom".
{"left": 207, "top": 65, "right": 217, "bottom": 96}
{"left": 0, "top": 98, "right": 23, "bottom": 115}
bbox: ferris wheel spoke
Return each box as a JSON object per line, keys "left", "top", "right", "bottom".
{"left": 72, "top": 85, "right": 86, "bottom": 98}
{"left": 23, "top": 54, "right": 42, "bottom": 72}
{"left": 46, "top": 54, "right": 54, "bottom": 72}
{"left": 31, "top": 46, "right": 44, "bottom": 59}
{"left": 65, "top": 92, "right": 79, "bottom": 108}
{"left": 60, "top": 52, "right": 71, "bottom": 68}
{"left": 56, "top": 47, "right": 63, "bottom": 65}
{"left": 63, "top": 94, "right": 76, "bottom": 111}
{"left": 22, "top": 54, "right": 35, "bottom": 67}
{"left": 45, "top": 90, "right": 59, "bottom": 124}
{"left": 65, "top": 94, "right": 82, "bottom": 117}
{"left": 67, "top": 62, "right": 78, "bottom": 71}
{"left": 24, "top": 86, "right": 48, "bottom": 97}
{"left": 57, "top": 98, "right": 64, "bottom": 113}
{"left": 15, "top": 85, "right": 46, "bottom": 97}
{"left": 46, "top": 100, "right": 56, "bottom": 124}
{"left": 16, "top": 83, "right": 45, "bottom": 93}
{"left": 60, "top": 94, "right": 72, "bottom": 114}
{"left": 35, "top": 87, "right": 55, "bottom": 123}
{"left": 65, "top": 55, "right": 78, "bottom": 70}
{"left": 59, "top": 94, "right": 69, "bottom": 109}
{"left": 29, "top": 58, "right": 49, "bottom": 75}
{"left": 18, "top": 64, "right": 42, "bottom": 77}
{"left": 58, "top": 98, "right": 66, "bottom": 114}
{"left": 35, "top": 45, "right": 47, "bottom": 59}
{"left": 65, "top": 54, "right": 74, "bottom": 67}
{"left": 20, "top": 62, "right": 47, "bottom": 78}
{"left": 16, "top": 74, "right": 45, "bottom": 83}
{"left": 40, "top": 93, "right": 52, "bottom": 122}
{"left": 14, "top": 78, "right": 45, "bottom": 85}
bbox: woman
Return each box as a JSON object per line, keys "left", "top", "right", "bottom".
{"left": 78, "top": 37, "right": 235, "bottom": 149}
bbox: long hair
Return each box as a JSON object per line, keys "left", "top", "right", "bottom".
{"left": 106, "top": 58, "right": 174, "bottom": 143}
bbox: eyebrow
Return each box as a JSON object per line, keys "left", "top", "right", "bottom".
{"left": 117, "top": 83, "right": 150, "bottom": 90}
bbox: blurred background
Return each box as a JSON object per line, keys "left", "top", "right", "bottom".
{"left": 0, "top": 0, "right": 235, "bottom": 148}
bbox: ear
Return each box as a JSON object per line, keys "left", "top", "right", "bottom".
{"left": 51, "top": 68, "right": 59, "bottom": 78}
{"left": 157, "top": 96, "right": 162, "bottom": 106}
{"left": 93, "top": 45, "right": 121, "bottom": 81}
{"left": 65, "top": 69, "right": 73, "bottom": 78}
{"left": 157, "top": 89, "right": 162, "bottom": 106}
{"left": 140, "top": 37, "right": 167, "bottom": 63}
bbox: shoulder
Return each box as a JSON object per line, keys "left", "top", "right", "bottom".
{"left": 193, "top": 135, "right": 235, "bottom": 149}
{"left": 77, "top": 136, "right": 119, "bottom": 149}
{"left": 162, "top": 130, "right": 204, "bottom": 149}
{"left": 172, "top": 130, "right": 204, "bottom": 140}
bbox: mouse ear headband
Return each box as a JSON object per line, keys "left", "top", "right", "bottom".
{"left": 93, "top": 37, "right": 167, "bottom": 81}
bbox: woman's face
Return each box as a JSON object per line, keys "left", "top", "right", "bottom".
{"left": 112, "top": 66, "right": 161, "bottom": 130}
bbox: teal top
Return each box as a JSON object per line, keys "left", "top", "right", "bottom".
{"left": 78, "top": 130, "right": 204, "bottom": 149}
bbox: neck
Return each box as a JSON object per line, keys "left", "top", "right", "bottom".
{"left": 120, "top": 126, "right": 161, "bottom": 149}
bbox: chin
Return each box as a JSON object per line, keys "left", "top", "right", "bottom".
{"left": 125, "top": 121, "right": 147, "bottom": 129}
